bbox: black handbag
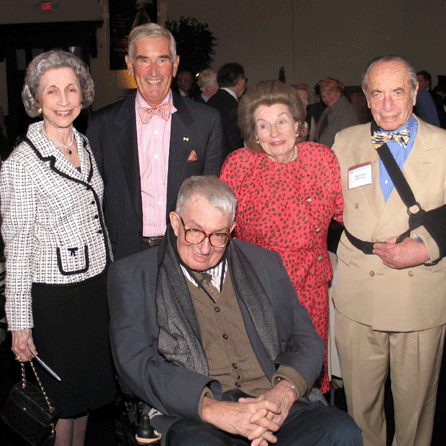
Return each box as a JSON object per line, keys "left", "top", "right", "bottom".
{"left": 1, "top": 360, "right": 60, "bottom": 446}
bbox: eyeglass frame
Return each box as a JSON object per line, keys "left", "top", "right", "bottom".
{"left": 179, "top": 216, "right": 231, "bottom": 248}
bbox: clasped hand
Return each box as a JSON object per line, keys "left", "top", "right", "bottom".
{"left": 202, "top": 382, "right": 296, "bottom": 446}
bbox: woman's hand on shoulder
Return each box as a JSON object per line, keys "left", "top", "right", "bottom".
{"left": 12, "top": 329, "right": 37, "bottom": 362}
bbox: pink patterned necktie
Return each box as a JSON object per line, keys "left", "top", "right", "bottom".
{"left": 138, "top": 102, "right": 171, "bottom": 123}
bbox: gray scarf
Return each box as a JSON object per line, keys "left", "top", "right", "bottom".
{"left": 156, "top": 228, "right": 280, "bottom": 375}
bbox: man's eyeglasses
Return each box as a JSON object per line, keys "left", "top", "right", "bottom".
{"left": 179, "top": 216, "right": 231, "bottom": 248}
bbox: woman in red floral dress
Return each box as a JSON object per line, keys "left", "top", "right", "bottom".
{"left": 220, "top": 80, "right": 344, "bottom": 393}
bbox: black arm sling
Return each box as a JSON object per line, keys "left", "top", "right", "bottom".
{"left": 344, "top": 121, "right": 446, "bottom": 262}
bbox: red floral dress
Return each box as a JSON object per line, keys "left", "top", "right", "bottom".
{"left": 220, "top": 143, "right": 344, "bottom": 393}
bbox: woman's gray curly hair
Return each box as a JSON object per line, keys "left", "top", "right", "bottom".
{"left": 22, "top": 50, "right": 94, "bottom": 118}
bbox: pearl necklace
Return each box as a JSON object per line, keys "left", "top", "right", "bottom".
{"left": 288, "top": 146, "right": 298, "bottom": 162}
{"left": 41, "top": 127, "right": 75, "bottom": 155}
{"left": 267, "top": 146, "right": 298, "bottom": 164}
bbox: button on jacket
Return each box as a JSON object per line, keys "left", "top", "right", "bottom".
{"left": 1, "top": 122, "right": 112, "bottom": 330}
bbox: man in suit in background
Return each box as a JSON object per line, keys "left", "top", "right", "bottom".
{"left": 196, "top": 68, "right": 218, "bottom": 104}
{"left": 207, "top": 62, "right": 246, "bottom": 158}
{"left": 333, "top": 55, "right": 446, "bottom": 446}
{"left": 175, "top": 70, "right": 193, "bottom": 99}
{"left": 417, "top": 70, "right": 446, "bottom": 128}
{"left": 87, "top": 23, "right": 223, "bottom": 261}
{"left": 108, "top": 175, "right": 363, "bottom": 446}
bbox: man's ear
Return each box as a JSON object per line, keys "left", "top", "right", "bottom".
{"left": 172, "top": 56, "right": 180, "bottom": 78}
{"left": 170, "top": 212, "right": 180, "bottom": 237}
{"left": 236, "top": 76, "right": 245, "bottom": 90}
{"left": 412, "top": 83, "right": 419, "bottom": 106}
{"left": 362, "top": 88, "right": 371, "bottom": 109}
{"left": 125, "top": 55, "right": 135, "bottom": 78}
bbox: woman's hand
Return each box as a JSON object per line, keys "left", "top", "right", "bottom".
{"left": 11, "top": 329, "right": 37, "bottom": 362}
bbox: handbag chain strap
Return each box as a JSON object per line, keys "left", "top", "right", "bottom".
{"left": 21, "top": 360, "right": 57, "bottom": 414}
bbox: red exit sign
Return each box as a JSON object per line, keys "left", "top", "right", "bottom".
{"left": 33, "top": 0, "right": 60, "bottom": 14}
{"left": 41, "top": 2, "right": 52, "bottom": 11}
{"left": 34, "top": 2, "right": 59, "bottom": 13}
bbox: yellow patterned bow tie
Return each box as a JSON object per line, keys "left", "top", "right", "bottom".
{"left": 138, "top": 102, "right": 171, "bottom": 123}
{"left": 371, "top": 129, "right": 410, "bottom": 149}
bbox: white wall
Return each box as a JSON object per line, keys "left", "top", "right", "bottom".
{"left": 1, "top": 0, "right": 445, "bottom": 114}
{"left": 163, "top": 0, "right": 294, "bottom": 86}
{"left": 89, "top": 0, "right": 126, "bottom": 111}
{"left": 165, "top": 0, "right": 446, "bottom": 97}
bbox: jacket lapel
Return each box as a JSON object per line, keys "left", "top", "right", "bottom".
{"left": 76, "top": 134, "right": 94, "bottom": 182}
{"left": 52, "top": 152, "right": 81, "bottom": 179}
{"left": 374, "top": 117, "right": 432, "bottom": 234}
{"left": 167, "top": 93, "right": 195, "bottom": 213}
{"left": 113, "top": 95, "right": 142, "bottom": 223}
{"left": 30, "top": 129, "right": 84, "bottom": 182}
{"left": 353, "top": 133, "right": 385, "bottom": 219}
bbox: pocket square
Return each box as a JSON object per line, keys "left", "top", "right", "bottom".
{"left": 187, "top": 150, "right": 198, "bottom": 162}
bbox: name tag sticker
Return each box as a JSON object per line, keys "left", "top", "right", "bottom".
{"left": 348, "top": 162, "right": 372, "bottom": 189}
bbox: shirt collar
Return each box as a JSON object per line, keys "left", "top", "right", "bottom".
{"left": 221, "top": 87, "right": 238, "bottom": 102}
{"left": 380, "top": 114, "right": 417, "bottom": 137}
{"left": 135, "top": 90, "right": 177, "bottom": 114}
{"left": 181, "top": 260, "right": 227, "bottom": 291}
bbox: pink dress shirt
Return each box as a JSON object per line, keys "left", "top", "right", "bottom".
{"left": 135, "top": 91, "right": 177, "bottom": 236}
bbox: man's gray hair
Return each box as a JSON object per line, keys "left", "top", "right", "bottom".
{"left": 362, "top": 55, "right": 418, "bottom": 99}
{"left": 175, "top": 176, "right": 236, "bottom": 223}
{"left": 128, "top": 23, "right": 177, "bottom": 63}
{"left": 22, "top": 50, "right": 94, "bottom": 118}
{"left": 198, "top": 68, "right": 217, "bottom": 92}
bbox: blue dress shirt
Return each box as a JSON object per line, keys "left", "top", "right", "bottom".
{"left": 379, "top": 115, "right": 418, "bottom": 202}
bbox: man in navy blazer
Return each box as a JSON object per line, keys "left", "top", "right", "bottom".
{"left": 87, "top": 24, "right": 223, "bottom": 261}
{"left": 207, "top": 62, "right": 246, "bottom": 159}
{"left": 108, "top": 176, "right": 362, "bottom": 446}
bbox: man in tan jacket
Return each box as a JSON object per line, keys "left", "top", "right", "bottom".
{"left": 333, "top": 55, "right": 446, "bottom": 446}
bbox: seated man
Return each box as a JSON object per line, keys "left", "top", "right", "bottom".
{"left": 108, "top": 176, "right": 362, "bottom": 446}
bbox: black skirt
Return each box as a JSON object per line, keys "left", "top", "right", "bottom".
{"left": 31, "top": 271, "right": 116, "bottom": 418}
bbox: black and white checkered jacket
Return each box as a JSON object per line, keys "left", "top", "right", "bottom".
{"left": 1, "top": 122, "right": 112, "bottom": 330}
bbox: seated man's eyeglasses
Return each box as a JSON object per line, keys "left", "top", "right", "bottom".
{"left": 180, "top": 216, "right": 231, "bottom": 247}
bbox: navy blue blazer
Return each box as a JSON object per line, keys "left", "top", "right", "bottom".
{"left": 207, "top": 89, "right": 243, "bottom": 158}
{"left": 86, "top": 92, "right": 223, "bottom": 260}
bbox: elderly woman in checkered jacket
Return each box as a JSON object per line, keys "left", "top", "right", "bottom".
{"left": 0, "top": 50, "right": 116, "bottom": 446}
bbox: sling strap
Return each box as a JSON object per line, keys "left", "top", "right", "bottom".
{"left": 345, "top": 121, "right": 428, "bottom": 254}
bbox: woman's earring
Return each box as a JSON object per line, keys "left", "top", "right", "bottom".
{"left": 38, "top": 108, "right": 42, "bottom": 114}
{"left": 255, "top": 136, "right": 260, "bottom": 145}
